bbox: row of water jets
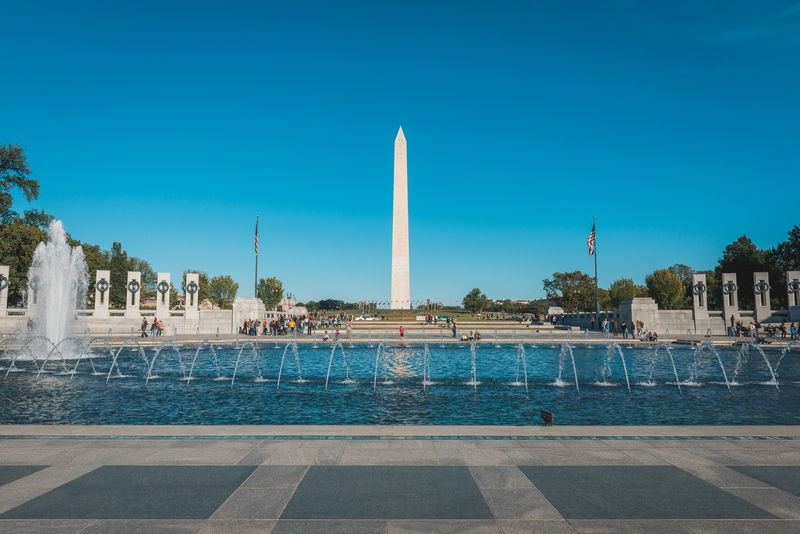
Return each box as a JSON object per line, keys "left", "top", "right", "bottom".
{"left": 3, "top": 327, "right": 796, "bottom": 394}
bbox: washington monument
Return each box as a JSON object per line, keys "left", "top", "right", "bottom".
{"left": 391, "top": 127, "right": 410, "bottom": 309}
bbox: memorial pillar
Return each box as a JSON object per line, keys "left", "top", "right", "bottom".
{"left": 125, "top": 271, "right": 141, "bottom": 319}
{"left": 156, "top": 272, "right": 171, "bottom": 321}
{"left": 0, "top": 266, "right": 9, "bottom": 317}
{"left": 787, "top": 270, "right": 800, "bottom": 321}
{"left": 753, "top": 272, "right": 772, "bottom": 324}
{"left": 721, "top": 273, "right": 739, "bottom": 329}
{"left": 691, "top": 273, "right": 708, "bottom": 331}
{"left": 94, "top": 270, "right": 110, "bottom": 318}
{"left": 185, "top": 273, "right": 199, "bottom": 320}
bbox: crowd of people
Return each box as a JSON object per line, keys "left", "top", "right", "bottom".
{"left": 140, "top": 317, "right": 163, "bottom": 337}
{"left": 729, "top": 316, "right": 798, "bottom": 342}
{"left": 239, "top": 311, "right": 358, "bottom": 338}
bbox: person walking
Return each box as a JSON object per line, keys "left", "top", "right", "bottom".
{"left": 621, "top": 321, "right": 628, "bottom": 339}
{"left": 790, "top": 323, "right": 797, "bottom": 341}
{"left": 399, "top": 326, "right": 405, "bottom": 339}
{"left": 141, "top": 317, "right": 148, "bottom": 338}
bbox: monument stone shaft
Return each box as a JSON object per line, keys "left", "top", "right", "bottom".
{"left": 391, "top": 127, "right": 410, "bottom": 309}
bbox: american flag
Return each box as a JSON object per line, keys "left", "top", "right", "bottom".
{"left": 254, "top": 218, "right": 259, "bottom": 256}
{"left": 587, "top": 223, "right": 595, "bottom": 256}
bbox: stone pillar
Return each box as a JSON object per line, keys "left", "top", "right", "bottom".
{"left": 691, "top": 273, "right": 708, "bottom": 328}
{"left": 125, "top": 271, "right": 142, "bottom": 319}
{"left": 156, "top": 272, "right": 171, "bottom": 321}
{"left": 0, "top": 265, "right": 9, "bottom": 317}
{"left": 233, "top": 297, "right": 265, "bottom": 335}
{"left": 721, "top": 273, "right": 739, "bottom": 328}
{"left": 185, "top": 273, "right": 199, "bottom": 320}
{"left": 787, "top": 270, "right": 800, "bottom": 321}
{"left": 94, "top": 270, "right": 111, "bottom": 318}
{"left": 753, "top": 272, "right": 771, "bottom": 324}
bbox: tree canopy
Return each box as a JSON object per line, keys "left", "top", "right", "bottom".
{"left": 208, "top": 275, "right": 238, "bottom": 309}
{"left": 542, "top": 271, "right": 598, "bottom": 312}
{"left": 645, "top": 269, "right": 686, "bottom": 310}
{"left": 462, "top": 288, "right": 490, "bottom": 313}
{"left": 257, "top": 277, "right": 284, "bottom": 310}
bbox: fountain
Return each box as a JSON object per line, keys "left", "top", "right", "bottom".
{"left": 554, "top": 342, "right": 580, "bottom": 393}
{"left": 644, "top": 342, "right": 682, "bottom": 394}
{"left": 276, "top": 339, "right": 302, "bottom": 390}
{"left": 600, "top": 343, "right": 632, "bottom": 395}
{"left": 325, "top": 341, "right": 352, "bottom": 390}
{"left": 512, "top": 342, "right": 528, "bottom": 393}
{"left": 467, "top": 339, "right": 478, "bottom": 391}
{"left": 26, "top": 220, "right": 88, "bottom": 351}
{"left": 3, "top": 322, "right": 796, "bottom": 425}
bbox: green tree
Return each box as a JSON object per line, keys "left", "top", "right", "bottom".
{"left": 0, "top": 220, "right": 46, "bottom": 306}
{"left": 257, "top": 277, "right": 284, "bottom": 310}
{"left": 208, "top": 275, "right": 239, "bottom": 309}
{"left": 607, "top": 278, "right": 642, "bottom": 309}
{"left": 181, "top": 269, "right": 210, "bottom": 307}
{"left": 715, "top": 235, "right": 773, "bottom": 310}
{"left": 645, "top": 269, "right": 687, "bottom": 310}
{"left": 462, "top": 288, "right": 490, "bottom": 313}
{"left": 317, "top": 298, "right": 344, "bottom": 311}
{"left": 773, "top": 225, "right": 800, "bottom": 274}
{"left": 542, "top": 271, "right": 596, "bottom": 312}
{"left": 0, "top": 144, "right": 39, "bottom": 224}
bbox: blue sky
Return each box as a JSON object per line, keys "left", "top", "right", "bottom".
{"left": 4, "top": 1, "right": 799, "bottom": 306}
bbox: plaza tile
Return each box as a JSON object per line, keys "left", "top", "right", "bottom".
{"left": 520, "top": 465, "right": 775, "bottom": 519}
{"left": 280, "top": 466, "right": 493, "bottom": 519}
{"left": 0, "top": 466, "right": 256, "bottom": 519}
{"left": 0, "top": 466, "right": 47, "bottom": 487}
{"left": 728, "top": 466, "right": 800, "bottom": 497}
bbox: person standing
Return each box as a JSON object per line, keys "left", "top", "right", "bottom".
{"left": 141, "top": 317, "right": 148, "bottom": 338}
{"left": 621, "top": 321, "right": 628, "bottom": 339}
{"left": 399, "top": 326, "right": 405, "bottom": 339}
{"left": 611, "top": 319, "right": 618, "bottom": 337}
{"left": 590, "top": 316, "right": 595, "bottom": 330}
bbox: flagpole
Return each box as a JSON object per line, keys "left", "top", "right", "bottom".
{"left": 593, "top": 215, "right": 599, "bottom": 315}
{"left": 254, "top": 215, "right": 259, "bottom": 298}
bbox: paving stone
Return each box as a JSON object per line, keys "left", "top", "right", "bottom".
{"left": 520, "top": 466, "right": 775, "bottom": 519}
{"left": 338, "top": 448, "right": 439, "bottom": 465}
{"left": 728, "top": 467, "right": 800, "bottom": 496}
{"left": 0, "top": 467, "right": 47, "bottom": 487}
{"left": 314, "top": 447, "right": 343, "bottom": 465}
{"left": 0, "top": 519, "right": 95, "bottom": 534}
{"left": 497, "top": 519, "right": 577, "bottom": 533}
{"left": 78, "top": 519, "right": 206, "bottom": 533}
{"left": 721, "top": 488, "right": 800, "bottom": 519}
{"left": 272, "top": 519, "right": 387, "bottom": 533}
{"left": 210, "top": 488, "right": 295, "bottom": 519}
{"left": 567, "top": 519, "right": 691, "bottom": 533}
{"left": 197, "top": 519, "right": 276, "bottom": 533}
{"left": 480, "top": 488, "right": 564, "bottom": 520}
{"left": 265, "top": 448, "right": 324, "bottom": 465}
{"left": 241, "top": 466, "right": 308, "bottom": 488}
{"left": 388, "top": 519, "right": 503, "bottom": 533}
{"left": 460, "top": 448, "right": 515, "bottom": 466}
{"left": 469, "top": 466, "right": 534, "bottom": 489}
{"left": 0, "top": 466, "right": 256, "bottom": 519}
{"left": 281, "top": 466, "right": 493, "bottom": 519}
{"left": 677, "top": 519, "right": 800, "bottom": 533}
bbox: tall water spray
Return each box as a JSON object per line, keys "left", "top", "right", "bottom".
{"left": 27, "top": 220, "right": 88, "bottom": 347}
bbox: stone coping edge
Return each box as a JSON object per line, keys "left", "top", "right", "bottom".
{"left": 1, "top": 425, "right": 799, "bottom": 438}
{"left": 1, "top": 435, "right": 799, "bottom": 441}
